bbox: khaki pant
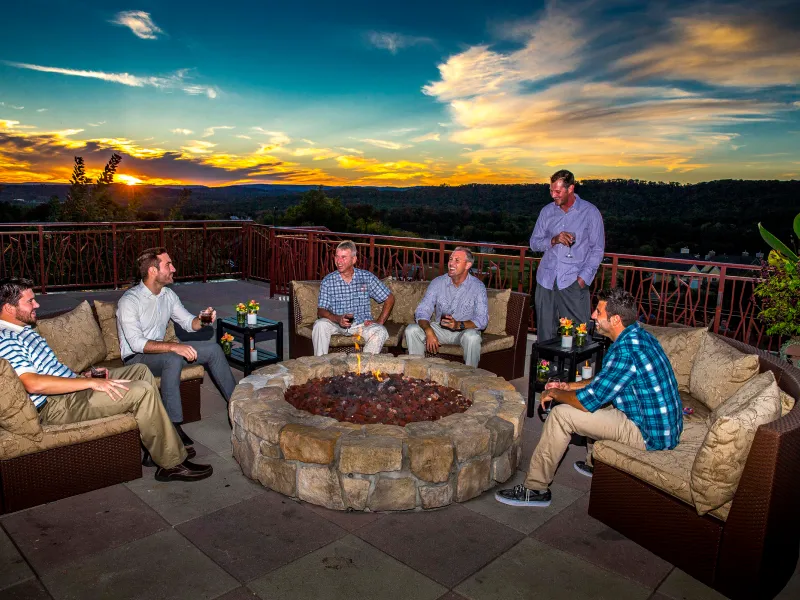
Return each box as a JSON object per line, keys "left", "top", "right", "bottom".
{"left": 524, "top": 404, "right": 645, "bottom": 490}
{"left": 39, "top": 364, "right": 187, "bottom": 469}
{"left": 312, "top": 318, "right": 388, "bottom": 355}
{"left": 404, "top": 322, "right": 482, "bottom": 367}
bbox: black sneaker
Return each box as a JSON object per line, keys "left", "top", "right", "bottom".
{"left": 495, "top": 484, "right": 551, "bottom": 507}
{"left": 574, "top": 460, "right": 594, "bottom": 477}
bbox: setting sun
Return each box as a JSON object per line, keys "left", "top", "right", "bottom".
{"left": 117, "top": 174, "right": 142, "bottom": 186}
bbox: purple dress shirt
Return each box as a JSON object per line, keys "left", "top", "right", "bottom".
{"left": 529, "top": 194, "right": 605, "bottom": 290}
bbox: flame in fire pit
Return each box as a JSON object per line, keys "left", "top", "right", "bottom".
{"left": 353, "top": 329, "right": 364, "bottom": 375}
{"left": 373, "top": 369, "right": 385, "bottom": 382}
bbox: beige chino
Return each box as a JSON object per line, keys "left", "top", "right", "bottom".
{"left": 38, "top": 363, "right": 187, "bottom": 469}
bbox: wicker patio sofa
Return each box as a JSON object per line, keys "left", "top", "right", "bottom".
{"left": 0, "top": 300, "right": 205, "bottom": 513}
{"left": 289, "top": 279, "right": 531, "bottom": 380}
{"left": 588, "top": 329, "right": 800, "bottom": 600}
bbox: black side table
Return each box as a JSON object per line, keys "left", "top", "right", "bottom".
{"left": 216, "top": 316, "right": 283, "bottom": 376}
{"left": 527, "top": 337, "right": 606, "bottom": 418}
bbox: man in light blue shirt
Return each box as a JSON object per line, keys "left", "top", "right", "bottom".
{"left": 529, "top": 170, "right": 605, "bottom": 341}
{"left": 404, "top": 247, "right": 489, "bottom": 367}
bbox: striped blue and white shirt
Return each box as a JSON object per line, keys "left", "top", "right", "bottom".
{"left": 0, "top": 321, "right": 76, "bottom": 408}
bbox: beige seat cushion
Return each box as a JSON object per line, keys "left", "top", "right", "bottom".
{"left": 292, "top": 281, "right": 321, "bottom": 327}
{"left": 780, "top": 390, "right": 796, "bottom": 417}
{"left": 435, "top": 334, "right": 515, "bottom": 356}
{"left": 0, "top": 414, "right": 137, "bottom": 460}
{"left": 690, "top": 373, "right": 781, "bottom": 515}
{"left": 594, "top": 420, "right": 731, "bottom": 521}
{"left": 679, "top": 391, "right": 712, "bottom": 424}
{"left": 689, "top": 334, "right": 760, "bottom": 410}
{"left": 95, "top": 358, "right": 204, "bottom": 383}
{"left": 296, "top": 323, "right": 404, "bottom": 349}
{"left": 0, "top": 359, "right": 43, "bottom": 441}
{"left": 386, "top": 280, "right": 428, "bottom": 323}
{"left": 36, "top": 301, "right": 107, "bottom": 373}
{"left": 485, "top": 289, "right": 511, "bottom": 336}
{"left": 642, "top": 325, "right": 706, "bottom": 392}
{"left": 94, "top": 300, "right": 122, "bottom": 360}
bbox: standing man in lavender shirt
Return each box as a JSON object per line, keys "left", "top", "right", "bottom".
{"left": 529, "top": 170, "right": 605, "bottom": 342}
{"left": 404, "top": 247, "right": 489, "bottom": 367}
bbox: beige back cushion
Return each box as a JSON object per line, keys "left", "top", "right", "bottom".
{"left": 0, "top": 359, "right": 44, "bottom": 441}
{"left": 689, "top": 334, "right": 760, "bottom": 409}
{"left": 36, "top": 301, "right": 107, "bottom": 373}
{"left": 485, "top": 289, "right": 511, "bottom": 336}
{"left": 293, "top": 281, "right": 321, "bottom": 327}
{"left": 386, "top": 280, "right": 428, "bottom": 323}
{"left": 94, "top": 300, "right": 121, "bottom": 360}
{"left": 690, "top": 375, "right": 781, "bottom": 514}
{"left": 95, "top": 300, "right": 178, "bottom": 359}
{"left": 641, "top": 324, "right": 706, "bottom": 392}
{"left": 780, "top": 391, "right": 795, "bottom": 417}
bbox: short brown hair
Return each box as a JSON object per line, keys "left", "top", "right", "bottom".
{"left": 137, "top": 247, "right": 168, "bottom": 280}
{"left": 336, "top": 240, "right": 357, "bottom": 256}
{"left": 598, "top": 287, "right": 638, "bottom": 327}
{"left": 0, "top": 277, "right": 34, "bottom": 309}
{"left": 550, "top": 169, "right": 575, "bottom": 188}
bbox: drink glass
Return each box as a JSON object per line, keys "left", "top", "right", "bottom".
{"left": 542, "top": 376, "right": 560, "bottom": 419}
{"left": 200, "top": 309, "right": 213, "bottom": 325}
{"left": 343, "top": 313, "right": 354, "bottom": 327}
{"left": 441, "top": 314, "right": 453, "bottom": 329}
{"left": 90, "top": 366, "right": 109, "bottom": 379}
{"left": 566, "top": 232, "right": 576, "bottom": 258}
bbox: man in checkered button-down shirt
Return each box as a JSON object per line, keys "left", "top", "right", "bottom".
{"left": 496, "top": 287, "right": 682, "bottom": 508}
{"left": 313, "top": 240, "right": 395, "bottom": 356}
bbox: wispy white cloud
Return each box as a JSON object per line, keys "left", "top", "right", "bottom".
{"left": 3, "top": 61, "right": 219, "bottom": 99}
{"left": 301, "top": 138, "right": 316, "bottom": 145}
{"left": 411, "top": 132, "right": 440, "bottom": 143}
{"left": 387, "top": 127, "right": 418, "bottom": 136}
{"left": 202, "top": 125, "right": 235, "bottom": 138}
{"left": 36, "top": 108, "right": 47, "bottom": 112}
{"left": 235, "top": 134, "right": 252, "bottom": 140}
{"left": 252, "top": 127, "right": 291, "bottom": 145}
{"left": 181, "top": 140, "right": 216, "bottom": 155}
{"left": 171, "top": 128, "right": 193, "bottom": 135}
{"left": 360, "top": 138, "right": 412, "bottom": 150}
{"left": 0, "top": 102, "right": 24, "bottom": 110}
{"left": 336, "top": 147, "right": 363, "bottom": 154}
{"left": 110, "top": 11, "right": 164, "bottom": 40}
{"left": 88, "top": 121, "right": 106, "bottom": 127}
{"left": 367, "top": 31, "right": 434, "bottom": 54}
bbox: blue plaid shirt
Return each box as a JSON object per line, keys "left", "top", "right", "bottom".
{"left": 318, "top": 269, "right": 391, "bottom": 325}
{"left": 576, "top": 322, "right": 682, "bottom": 450}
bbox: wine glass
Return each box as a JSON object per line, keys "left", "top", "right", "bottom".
{"left": 566, "top": 232, "right": 576, "bottom": 258}
{"left": 541, "top": 376, "right": 561, "bottom": 420}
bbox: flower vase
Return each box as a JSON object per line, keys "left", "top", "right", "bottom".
{"left": 237, "top": 312, "right": 246, "bottom": 326}
{"left": 575, "top": 333, "right": 587, "bottom": 347}
{"left": 536, "top": 369, "right": 548, "bottom": 383}
{"left": 221, "top": 341, "right": 232, "bottom": 356}
{"left": 247, "top": 312, "right": 258, "bottom": 326}
{"left": 561, "top": 335, "right": 574, "bottom": 349}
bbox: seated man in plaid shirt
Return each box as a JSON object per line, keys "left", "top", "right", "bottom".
{"left": 313, "top": 240, "right": 395, "bottom": 356}
{"left": 496, "top": 287, "right": 682, "bottom": 507}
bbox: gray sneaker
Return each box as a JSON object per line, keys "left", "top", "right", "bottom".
{"left": 495, "top": 484, "right": 552, "bottom": 507}
{"left": 574, "top": 460, "right": 594, "bottom": 477}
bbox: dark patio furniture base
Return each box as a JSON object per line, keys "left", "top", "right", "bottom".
{"left": 0, "top": 429, "right": 143, "bottom": 514}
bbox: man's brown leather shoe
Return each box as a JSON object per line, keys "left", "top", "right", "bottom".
{"left": 154, "top": 459, "right": 213, "bottom": 482}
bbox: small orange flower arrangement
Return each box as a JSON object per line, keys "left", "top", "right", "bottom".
{"left": 576, "top": 323, "right": 588, "bottom": 335}
{"left": 558, "top": 317, "right": 574, "bottom": 336}
{"left": 220, "top": 332, "right": 235, "bottom": 355}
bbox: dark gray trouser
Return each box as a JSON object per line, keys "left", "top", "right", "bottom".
{"left": 124, "top": 341, "right": 236, "bottom": 423}
{"left": 535, "top": 280, "right": 592, "bottom": 342}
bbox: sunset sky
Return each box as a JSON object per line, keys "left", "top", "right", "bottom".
{"left": 1, "top": 0, "right": 798, "bottom": 186}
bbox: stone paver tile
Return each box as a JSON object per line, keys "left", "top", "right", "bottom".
{"left": 463, "top": 470, "right": 584, "bottom": 534}
{"left": 40, "top": 529, "right": 238, "bottom": 600}
{"left": 201, "top": 383, "right": 231, "bottom": 419}
{"left": 1, "top": 579, "right": 53, "bottom": 599}
{"left": 184, "top": 410, "right": 234, "bottom": 456}
{"left": 0, "top": 527, "right": 34, "bottom": 591}
{"left": 355, "top": 503, "right": 523, "bottom": 588}
{"left": 304, "top": 502, "right": 386, "bottom": 532}
{"left": 550, "top": 443, "right": 593, "bottom": 493}
{"left": 655, "top": 569, "right": 728, "bottom": 600}
{"left": 455, "top": 537, "right": 651, "bottom": 600}
{"left": 247, "top": 534, "right": 445, "bottom": 600}
{"left": 124, "top": 452, "right": 265, "bottom": 525}
{"left": 776, "top": 573, "right": 800, "bottom": 599}
{"left": 1, "top": 485, "right": 168, "bottom": 574}
{"left": 436, "top": 592, "right": 470, "bottom": 600}
{"left": 212, "top": 588, "right": 260, "bottom": 600}
{"left": 532, "top": 495, "right": 672, "bottom": 589}
{"left": 177, "top": 493, "right": 345, "bottom": 582}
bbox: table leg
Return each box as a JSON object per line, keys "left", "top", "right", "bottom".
{"left": 215, "top": 320, "right": 223, "bottom": 344}
{"left": 276, "top": 322, "right": 284, "bottom": 362}
{"left": 243, "top": 331, "right": 252, "bottom": 376}
{"left": 527, "top": 346, "right": 540, "bottom": 418}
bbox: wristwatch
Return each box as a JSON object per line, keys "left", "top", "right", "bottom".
{"left": 458, "top": 321, "right": 465, "bottom": 331}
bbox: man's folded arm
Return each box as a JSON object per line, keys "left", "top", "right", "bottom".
{"left": 19, "top": 372, "right": 93, "bottom": 395}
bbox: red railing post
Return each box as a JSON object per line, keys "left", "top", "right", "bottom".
{"left": 439, "top": 242, "right": 446, "bottom": 276}
{"left": 269, "top": 227, "right": 276, "bottom": 298}
{"left": 37, "top": 225, "right": 46, "bottom": 294}
{"left": 611, "top": 256, "right": 619, "bottom": 288}
{"left": 244, "top": 223, "right": 251, "bottom": 280}
{"left": 369, "top": 236, "right": 375, "bottom": 273}
{"left": 112, "top": 223, "right": 118, "bottom": 289}
{"left": 306, "top": 231, "right": 315, "bottom": 280}
{"left": 202, "top": 222, "right": 208, "bottom": 282}
{"left": 713, "top": 266, "right": 727, "bottom": 334}
{"left": 518, "top": 248, "right": 526, "bottom": 292}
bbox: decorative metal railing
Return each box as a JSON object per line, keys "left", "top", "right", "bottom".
{"left": 263, "top": 227, "right": 774, "bottom": 350}
{"left": 0, "top": 221, "right": 774, "bottom": 349}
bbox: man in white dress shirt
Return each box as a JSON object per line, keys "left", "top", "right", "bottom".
{"left": 117, "top": 247, "right": 237, "bottom": 447}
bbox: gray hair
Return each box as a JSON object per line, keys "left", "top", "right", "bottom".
{"left": 452, "top": 246, "right": 474, "bottom": 264}
{"left": 336, "top": 240, "right": 357, "bottom": 256}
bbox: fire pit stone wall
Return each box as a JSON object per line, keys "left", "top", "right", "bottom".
{"left": 229, "top": 354, "right": 525, "bottom": 511}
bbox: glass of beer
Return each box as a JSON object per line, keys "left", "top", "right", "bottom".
{"left": 200, "top": 308, "right": 213, "bottom": 325}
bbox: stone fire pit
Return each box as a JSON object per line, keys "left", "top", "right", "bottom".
{"left": 229, "top": 354, "right": 525, "bottom": 511}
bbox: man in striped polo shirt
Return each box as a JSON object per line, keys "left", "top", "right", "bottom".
{"left": 0, "top": 278, "right": 213, "bottom": 482}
